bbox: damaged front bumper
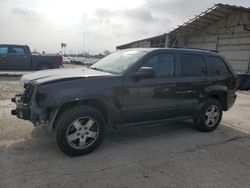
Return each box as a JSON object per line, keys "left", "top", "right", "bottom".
{"left": 11, "top": 94, "right": 30, "bottom": 120}
{"left": 11, "top": 93, "right": 48, "bottom": 126}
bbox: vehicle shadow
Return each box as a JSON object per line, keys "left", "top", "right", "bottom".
{"left": 1, "top": 119, "right": 248, "bottom": 159}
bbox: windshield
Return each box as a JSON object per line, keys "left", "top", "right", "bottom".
{"left": 90, "top": 50, "right": 147, "bottom": 74}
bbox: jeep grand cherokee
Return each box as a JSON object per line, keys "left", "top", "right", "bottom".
{"left": 11, "top": 48, "right": 237, "bottom": 156}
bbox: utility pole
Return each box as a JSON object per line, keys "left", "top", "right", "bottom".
{"left": 83, "top": 29, "right": 86, "bottom": 55}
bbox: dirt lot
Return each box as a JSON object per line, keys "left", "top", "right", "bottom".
{"left": 0, "top": 75, "right": 250, "bottom": 188}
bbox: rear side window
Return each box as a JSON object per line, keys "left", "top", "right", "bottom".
{"left": 8, "top": 47, "right": 25, "bottom": 54}
{"left": 180, "top": 54, "right": 206, "bottom": 77}
{"left": 13, "top": 47, "right": 25, "bottom": 54}
{"left": 207, "top": 56, "right": 230, "bottom": 76}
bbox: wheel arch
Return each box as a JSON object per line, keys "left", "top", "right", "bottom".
{"left": 36, "top": 61, "right": 53, "bottom": 70}
{"left": 207, "top": 91, "right": 228, "bottom": 111}
{"left": 204, "top": 85, "right": 228, "bottom": 111}
{"left": 51, "top": 99, "right": 112, "bottom": 130}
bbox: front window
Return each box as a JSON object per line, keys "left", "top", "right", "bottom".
{"left": 142, "top": 53, "right": 175, "bottom": 78}
{"left": 90, "top": 50, "right": 147, "bottom": 74}
{"left": 0, "top": 47, "right": 8, "bottom": 54}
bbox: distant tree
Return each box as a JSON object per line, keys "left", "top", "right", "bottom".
{"left": 60, "top": 43, "right": 64, "bottom": 53}
{"left": 64, "top": 43, "right": 67, "bottom": 53}
{"left": 32, "top": 49, "right": 40, "bottom": 55}
{"left": 82, "top": 51, "right": 90, "bottom": 57}
{"left": 103, "top": 50, "right": 111, "bottom": 56}
{"left": 60, "top": 43, "right": 67, "bottom": 55}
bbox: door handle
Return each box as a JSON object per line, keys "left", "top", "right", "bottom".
{"left": 161, "top": 84, "right": 176, "bottom": 87}
{"left": 155, "top": 84, "right": 176, "bottom": 88}
{"left": 176, "top": 90, "right": 194, "bottom": 94}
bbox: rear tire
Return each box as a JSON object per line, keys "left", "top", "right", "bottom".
{"left": 37, "top": 62, "right": 52, "bottom": 70}
{"left": 55, "top": 106, "right": 105, "bottom": 156}
{"left": 194, "top": 99, "right": 223, "bottom": 132}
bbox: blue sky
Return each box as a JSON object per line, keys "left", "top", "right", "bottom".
{"left": 0, "top": 0, "right": 249, "bottom": 54}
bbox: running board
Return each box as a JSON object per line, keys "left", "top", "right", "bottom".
{"left": 116, "top": 116, "right": 193, "bottom": 129}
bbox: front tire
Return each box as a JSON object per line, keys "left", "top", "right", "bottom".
{"left": 194, "top": 99, "right": 223, "bottom": 132}
{"left": 55, "top": 106, "right": 105, "bottom": 156}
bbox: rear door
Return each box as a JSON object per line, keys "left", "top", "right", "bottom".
{"left": 6, "top": 46, "right": 30, "bottom": 70}
{"left": 122, "top": 52, "right": 177, "bottom": 123}
{"left": 175, "top": 53, "right": 208, "bottom": 116}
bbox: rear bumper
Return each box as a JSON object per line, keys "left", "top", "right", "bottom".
{"left": 11, "top": 95, "right": 30, "bottom": 120}
{"left": 227, "top": 93, "right": 237, "bottom": 110}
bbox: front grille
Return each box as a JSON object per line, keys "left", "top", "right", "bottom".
{"left": 21, "top": 86, "right": 33, "bottom": 103}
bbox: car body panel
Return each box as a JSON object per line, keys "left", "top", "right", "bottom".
{"left": 21, "top": 67, "right": 113, "bottom": 84}
{"left": 11, "top": 48, "right": 237, "bottom": 130}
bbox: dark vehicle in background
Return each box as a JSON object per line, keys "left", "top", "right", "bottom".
{"left": 0, "top": 44, "right": 63, "bottom": 70}
{"left": 11, "top": 48, "right": 237, "bottom": 156}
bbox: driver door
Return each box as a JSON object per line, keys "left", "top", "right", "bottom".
{"left": 121, "top": 52, "right": 177, "bottom": 123}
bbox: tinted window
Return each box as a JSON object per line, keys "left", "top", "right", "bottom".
{"left": 13, "top": 47, "right": 25, "bottom": 54}
{"left": 181, "top": 54, "right": 206, "bottom": 76}
{"left": 143, "top": 54, "right": 174, "bottom": 77}
{"left": 208, "top": 56, "right": 230, "bottom": 76}
{"left": 0, "top": 47, "right": 8, "bottom": 54}
{"left": 8, "top": 47, "right": 25, "bottom": 54}
{"left": 90, "top": 50, "right": 147, "bottom": 74}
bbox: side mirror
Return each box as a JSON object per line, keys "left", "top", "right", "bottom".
{"left": 133, "top": 67, "right": 155, "bottom": 79}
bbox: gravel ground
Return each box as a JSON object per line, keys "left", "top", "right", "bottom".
{"left": 0, "top": 76, "right": 250, "bottom": 188}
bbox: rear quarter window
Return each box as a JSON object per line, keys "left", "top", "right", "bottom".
{"left": 180, "top": 54, "right": 206, "bottom": 77}
{"left": 207, "top": 56, "right": 230, "bottom": 76}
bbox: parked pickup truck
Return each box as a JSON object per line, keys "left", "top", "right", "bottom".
{"left": 0, "top": 44, "right": 63, "bottom": 70}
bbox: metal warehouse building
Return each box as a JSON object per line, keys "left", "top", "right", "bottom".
{"left": 116, "top": 4, "right": 250, "bottom": 74}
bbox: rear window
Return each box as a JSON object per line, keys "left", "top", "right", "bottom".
{"left": 180, "top": 54, "right": 206, "bottom": 77}
{"left": 13, "top": 47, "right": 25, "bottom": 54}
{"left": 8, "top": 47, "right": 25, "bottom": 54}
{"left": 207, "top": 56, "right": 230, "bottom": 76}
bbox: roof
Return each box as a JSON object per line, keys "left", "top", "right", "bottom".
{"left": 118, "top": 47, "right": 219, "bottom": 55}
{"left": 169, "top": 3, "right": 250, "bottom": 35}
{"left": 116, "top": 33, "right": 167, "bottom": 49}
{"left": 0, "top": 44, "right": 28, "bottom": 47}
{"left": 120, "top": 48, "right": 157, "bottom": 51}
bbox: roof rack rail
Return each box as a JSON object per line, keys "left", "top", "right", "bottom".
{"left": 171, "top": 47, "right": 218, "bottom": 53}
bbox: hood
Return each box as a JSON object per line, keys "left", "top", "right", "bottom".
{"left": 21, "top": 67, "right": 113, "bottom": 85}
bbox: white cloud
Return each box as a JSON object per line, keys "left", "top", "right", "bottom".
{"left": 0, "top": 0, "right": 249, "bottom": 54}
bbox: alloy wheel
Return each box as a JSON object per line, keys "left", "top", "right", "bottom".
{"left": 204, "top": 105, "right": 220, "bottom": 127}
{"left": 66, "top": 117, "right": 99, "bottom": 149}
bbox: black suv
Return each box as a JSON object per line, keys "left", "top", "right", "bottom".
{"left": 11, "top": 48, "right": 237, "bottom": 156}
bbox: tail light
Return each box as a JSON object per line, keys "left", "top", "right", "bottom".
{"left": 60, "top": 56, "right": 63, "bottom": 65}
{"left": 231, "top": 77, "right": 237, "bottom": 91}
